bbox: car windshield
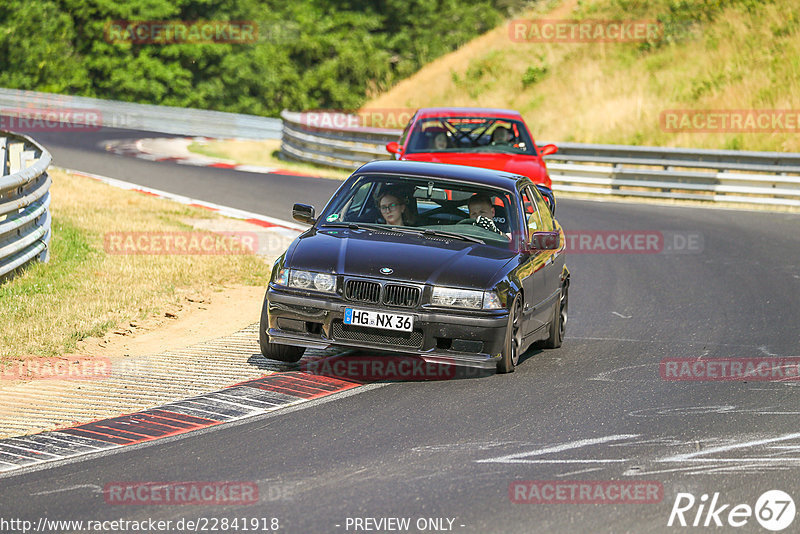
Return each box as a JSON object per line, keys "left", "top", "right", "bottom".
{"left": 318, "top": 174, "right": 520, "bottom": 248}
{"left": 404, "top": 116, "right": 536, "bottom": 155}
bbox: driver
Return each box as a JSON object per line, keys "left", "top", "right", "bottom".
{"left": 491, "top": 126, "right": 512, "bottom": 145}
{"left": 468, "top": 194, "right": 503, "bottom": 236}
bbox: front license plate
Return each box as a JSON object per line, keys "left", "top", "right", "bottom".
{"left": 343, "top": 308, "right": 414, "bottom": 332}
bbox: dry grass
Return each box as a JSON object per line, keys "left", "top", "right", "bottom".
{"left": 189, "top": 139, "right": 350, "bottom": 180}
{"left": 365, "top": 0, "right": 800, "bottom": 152}
{"left": 0, "top": 169, "right": 273, "bottom": 359}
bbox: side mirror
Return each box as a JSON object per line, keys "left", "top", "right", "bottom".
{"left": 292, "top": 203, "right": 315, "bottom": 224}
{"left": 386, "top": 141, "right": 403, "bottom": 155}
{"left": 530, "top": 231, "right": 561, "bottom": 251}
{"left": 535, "top": 184, "right": 557, "bottom": 216}
{"left": 539, "top": 143, "right": 558, "bottom": 157}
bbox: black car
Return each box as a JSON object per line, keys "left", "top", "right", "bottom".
{"left": 259, "top": 160, "right": 569, "bottom": 373}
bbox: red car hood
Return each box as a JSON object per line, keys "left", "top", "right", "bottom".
{"left": 400, "top": 151, "right": 551, "bottom": 187}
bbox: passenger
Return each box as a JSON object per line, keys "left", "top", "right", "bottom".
{"left": 377, "top": 190, "right": 414, "bottom": 226}
{"left": 432, "top": 132, "right": 448, "bottom": 150}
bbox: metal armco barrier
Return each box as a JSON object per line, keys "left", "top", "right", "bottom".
{"left": 280, "top": 110, "right": 800, "bottom": 207}
{"left": 0, "top": 131, "right": 51, "bottom": 279}
{"left": 0, "top": 88, "right": 282, "bottom": 140}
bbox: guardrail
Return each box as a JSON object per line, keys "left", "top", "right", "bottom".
{"left": 0, "top": 131, "right": 51, "bottom": 280}
{"left": 280, "top": 110, "right": 800, "bottom": 207}
{"left": 0, "top": 88, "right": 282, "bottom": 139}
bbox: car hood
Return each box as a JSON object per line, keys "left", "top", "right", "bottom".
{"left": 401, "top": 151, "right": 549, "bottom": 185}
{"left": 288, "top": 227, "right": 516, "bottom": 288}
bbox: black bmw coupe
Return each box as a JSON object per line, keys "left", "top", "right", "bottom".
{"left": 260, "top": 160, "right": 569, "bottom": 373}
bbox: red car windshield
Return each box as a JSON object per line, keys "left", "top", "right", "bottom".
{"left": 404, "top": 117, "right": 536, "bottom": 155}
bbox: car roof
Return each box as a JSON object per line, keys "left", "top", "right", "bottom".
{"left": 353, "top": 160, "right": 525, "bottom": 191}
{"left": 414, "top": 107, "right": 523, "bottom": 121}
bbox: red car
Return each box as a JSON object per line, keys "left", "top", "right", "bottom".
{"left": 386, "top": 107, "right": 558, "bottom": 188}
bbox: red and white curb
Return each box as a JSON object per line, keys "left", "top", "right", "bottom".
{"left": 104, "top": 137, "right": 312, "bottom": 176}
{"left": 59, "top": 167, "right": 307, "bottom": 239}
{"left": 0, "top": 371, "right": 362, "bottom": 475}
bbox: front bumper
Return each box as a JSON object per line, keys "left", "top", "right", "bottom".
{"left": 266, "top": 287, "right": 508, "bottom": 369}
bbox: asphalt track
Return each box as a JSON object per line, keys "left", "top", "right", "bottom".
{"left": 2, "top": 122, "right": 800, "bottom": 533}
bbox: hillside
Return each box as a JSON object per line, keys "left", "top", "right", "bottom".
{"left": 365, "top": 0, "right": 800, "bottom": 152}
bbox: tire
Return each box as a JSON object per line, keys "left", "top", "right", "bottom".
{"left": 542, "top": 282, "right": 568, "bottom": 349}
{"left": 497, "top": 295, "right": 523, "bottom": 374}
{"left": 259, "top": 296, "right": 305, "bottom": 363}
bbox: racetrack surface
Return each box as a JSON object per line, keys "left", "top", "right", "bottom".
{"left": 2, "top": 123, "right": 800, "bottom": 533}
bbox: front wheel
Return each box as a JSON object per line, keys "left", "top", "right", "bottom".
{"left": 259, "top": 296, "right": 305, "bottom": 363}
{"left": 497, "top": 296, "right": 523, "bottom": 374}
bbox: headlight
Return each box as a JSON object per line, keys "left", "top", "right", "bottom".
{"left": 291, "top": 270, "right": 313, "bottom": 288}
{"left": 275, "top": 269, "right": 337, "bottom": 294}
{"left": 312, "top": 272, "right": 336, "bottom": 292}
{"left": 290, "top": 270, "right": 337, "bottom": 293}
{"left": 431, "top": 287, "right": 484, "bottom": 309}
{"left": 431, "top": 287, "right": 504, "bottom": 310}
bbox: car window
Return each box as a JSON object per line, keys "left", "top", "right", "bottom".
{"left": 521, "top": 187, "right": 543, "bottom": 233}
{"left": 335, "top": 180, "right": 374, "bottom": 222}
{"left": 318, "top": 174, "right": 519, "bottom": 247}
{"left": 404, "top": 116, "right": 535, "bottom": 155}
{"left": 531, "top": 187, "right": 555, "bottom": 232}
{"left": 398, "top": 120, "right": 412, "bottom": 148}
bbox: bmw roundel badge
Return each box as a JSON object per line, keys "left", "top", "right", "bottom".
{"left": 380, "top": 267, "right": 393, "bottom": 275}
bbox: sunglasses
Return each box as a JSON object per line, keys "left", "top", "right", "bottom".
{"left": 380, "top": 203, "right": 401, "bottom": 212}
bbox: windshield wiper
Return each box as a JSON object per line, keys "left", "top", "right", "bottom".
{"left": 394, "top": 227, "right": 484, "bottom": 244}
{"left": 423, "top": 228, "right": 484, "bottom": 244}
{"left": 321, "top": 223, "right": 485, "bottom": 244}
{"left": 320, "top": 222, "right": 385, "bottom": 230}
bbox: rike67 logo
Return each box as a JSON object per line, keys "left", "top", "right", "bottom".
{"left": 668, "top": 490, "right": 795, "bottom": 531}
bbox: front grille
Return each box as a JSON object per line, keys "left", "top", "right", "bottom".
{"left": 345, "top": 278, "right": 421, "bottom": 308}
{"left": 383, "top": 284, "right": 420, "bottom": 307}
{"left": 345, "top": 279, "right": 381, "bottom": 303}
{"left": 332, "top": 321, "right": 423, "bottom": 348}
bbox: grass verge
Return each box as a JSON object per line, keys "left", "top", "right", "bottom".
{"left": 366, "top": 0, "right": 800, "bottom": 153}
{"left": 0, "top": 169, "right": 273, "bottom": 360}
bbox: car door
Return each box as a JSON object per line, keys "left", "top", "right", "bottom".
{"left": 529, "top": 185, "right": 563, "bottom": 325}
{"left": 518, "top": 186, "right": 551, "bottom": 336}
